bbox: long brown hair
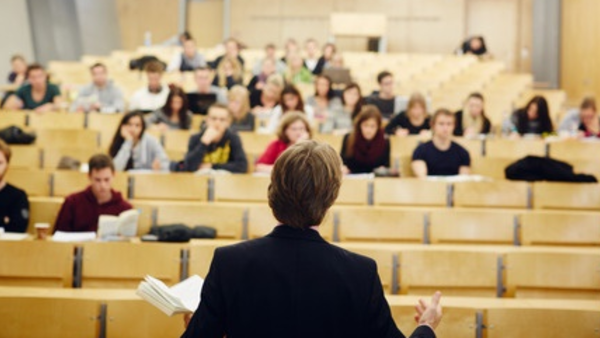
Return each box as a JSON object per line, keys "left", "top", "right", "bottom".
{"left": 344, "top": 105, "right": 383, "bottom": 158}
{"left": 342, "top": 82, "right": 364, "bottom": 119}
{"left": 280, "top": 85, "right": 305, "bottom": 113}
{"left": 161, "top": 85, "right": 190, "bottom": 129}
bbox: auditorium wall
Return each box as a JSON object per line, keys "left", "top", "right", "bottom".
{"left": 0, "top": 0, "right": 35, "bottom": 79}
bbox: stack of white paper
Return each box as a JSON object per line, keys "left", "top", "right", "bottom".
{"left": 136, "top": 275, "right": 204, "bottom": 316}
{"left": 0, "top": 232, "right": 29, "bottom": 241}
{"left": 52, "top": 231, "right": 97, "bottom": 242}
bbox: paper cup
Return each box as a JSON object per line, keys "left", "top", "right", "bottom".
{"left": 34, "top": 223, "right": 50, "bottom": 240}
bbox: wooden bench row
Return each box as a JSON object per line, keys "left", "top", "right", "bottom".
{"left": 27, "top": 198, "right": 600, "bottom": 247}
{"left": 0, "top": 286, "right": 595, "bottom": 338}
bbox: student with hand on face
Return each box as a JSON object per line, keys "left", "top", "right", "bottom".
{"left": 255, "top": 112, "right": 312, "bottom": 173}
{"left": 181, "top": 103, "right": 248, "bottom": 173}
{"left": 109, "top": 111, "right": 170, "bottom": 172}
{"left": 54, "top": 154, "right": 132, "bottom": 233}
{"left": 0, "top": 140, "right": 29, "bottom": 233}
{"left": 341, "top": 105, "right": 390, "bottom": 174}
{"left": 412, "top": 108, "right": 471, "bottom": 178}
{"left": 4, "top": 64, "right": 62, "bottom": 112}
{"left": 453, "top": 92, "right": 491, "bottom": 137}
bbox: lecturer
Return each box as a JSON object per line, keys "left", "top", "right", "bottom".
{"left": 182, "top": 140, "right": 442, "bottom": 338}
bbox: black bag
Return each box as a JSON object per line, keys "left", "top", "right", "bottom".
{"left": 150, "top": 224, "right": 192, "bottom": 242}
{"left": 505, "top": 155, "right": 597, "bottom": 183}
{"left": 191, "top": 225, "right": 217, "bottom": 239}
{"left": 0, "top": 125, "right": 36, "bottom": 145}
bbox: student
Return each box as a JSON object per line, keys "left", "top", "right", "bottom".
{"left": 558, "top": 97, "right": 596, "bottom": 135}
{"left": 250, "top": 74, "right": 283, "bottom": 113}
{"left": 503, "top": 96, "right": 554, "bottom": 136}
{"left": 146, "top": 85, "right": 192, "bottom": 131}
{"left": 256, "top": 112, "right": 312, "bottom": 173}
{"left": 385, "top": 92, "right": 431, "bottom": 136}
{"left": 313, "top": 42, "right": 336, "bottom": 75}
{"left": 188, "top": 67, "right": 228, "bottom": 115}
{"left": 342, "top": 82, "right": 364, "bottom": 120}
{"left": 227, "top": 85, "right": 254, "bottom": 132}
{"left": 128, "top": 61, "right": 169, "bottom": 112}
{"left": 460, "top": 36, "right": 488, "bottom": 56}
{"left": 0, "top": 140, "right": 29, "bottom": 233}
{"left": 280, "top": 38, "right": 300, "bottom": 64}
{"left": 453, "top": 92, "right": 491, "bottom": 137}
{"left": 252, "top": 43, "right": 287, "bottom": 75}
{"left": 412, "top": 108, "right": 471, "bottom": 178}
{"left": 54, "top": 154, "right": 132, "bottom": 233}
{"left": 247, "top": 58, "right": 277, "bottom": 93}
{"left": 166, "top": 38, "right": 206, "bottom": 72}
{"left": 7, "top": 54, "right": 27, "bottom": 86}
{"left": 577, "top": 97, "right": 600, "bottom": 138}
{"left": 181, "top": 104, "right": 248, "bottom": 173}
{"left": 303, "top": 38, "right": 320, "bottom": 73}
{"left": 265, "top": 85, "right": 314, "bottom": 133}
{"left": 341, "top": 105, "right": 390, "bottom": 174}
{"left": 70, "top": 63, "right": 125, "bottom": 113}
{"left": 109, "top": 111, "right": 170, "bottom": 171}
{"left": 212, "top": 56, "right": 243, "bottom": 90}
{"left": 365, "top": 71, "right": 406, "bottom": 120}
{"left": 284, "top": 53, "right": 313, "bottom": 85}
{"left": 4, "top": 64, "right": 62, "bottom": 112}
{"left": 305, "top": 74, "right": 343, "bottom": 123}
{"left": 212, "top": 38, "right": 245, "bottom": 69}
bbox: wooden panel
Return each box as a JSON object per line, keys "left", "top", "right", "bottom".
{"left": 0, "top": 241, "right": 74, "bottom": 287}
{"left": 561, "top": 0, "right": 600, "bottom": 104}
{"left": 470, "top": 157, "right": 514, "bottom": 179}
{"left": 6, "top": 169, "right": 51, "bottom": 197}
{"left": 485, "top": 139, "right": 546, "bottom": 159}
{"left": 247, "top": 205, "right": 334, "bottom": 240}
{"left": 87, "top": 113, "right": 122, "bottom": 150}
{"left": 28, "top": 197, "right": 63, "bottom": 235}
{"left": 505, "top": 249, "right": 600, "bottom": 299}
{"left": 188, "top": 240, "right": 238, "bottom": 278}
{"left": 374, "top": 178, "right": 448, "bottom": 207}
{"left": 430, "top": 209, "right": 517, "bottom": 245}
{"left": 81, "top": 242, "right": 182, "bottom": 288}
{"left": 188, "top": 0, "right": 223, "bottom": 48}
{"left": 129, "top": 201, "right": 155, "bottom": 237}
{"left": 336, "top": 207, "right": 425, "bottom": 243}
{"left": 337, "top": 178, "right": 370, "bottom": 205}
{"left": 237, "top": 132, "right": 276, "bottom": 155}
{"left": 453, "top": 137, "right": 483, "bottom": 157}
{"left": 28, "top": 113, "right": 85, "bottom": 130}
{"left": 533, "top": 182, "right": 600, "bottom": 210}
{"left": 156, "top": 203, "right": 245, "bottom": 239}
{"left": 453, "top": 180, "right": 530, "bottom": 209}
{"left": 521, "top": 211, "right": 600, "bottom": 246}
{"left": 163, "top": 130, "right": 191, "bottom": 152}
{"left": 105, "top": 299, "right": 183, "bottom": 338}
{"left": 115, "top": 0, "right": 179, "bottom": 50}
{"left": 42, "top": 147, "right": 102, "bottom": 169}
{"left": 0, "top": 111, "right": 27, "bottom": 129}
{"left": 130, "top": 173, "right": 208, "bottom": 201}
{"left": 400, "top": 249, "right": 502, "bottom": 297}
{"left": 35, "top": 129, "right": 99, "bottom": 148}
{"left": 52, "top": 171, "right": 129, "bottom": 198}
{"left": 336, "top": 243, "right": 397, "bottom": 293}
{"left": 9, "top": 145, "right": 40, "bottom": 169}
{"left": 214, "top": 174, "right": 269, "bottom": 202}
{"left": 330, "top": 13, "right": 387, "bottom": 36}
{"left": 548, "top": 140, "right": 600, "bottom": 162}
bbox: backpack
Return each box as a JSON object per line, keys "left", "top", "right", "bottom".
{"left": 505, "top": 155, "right": 597, "bottom": 183}
{"left": 0, "top": 125, "right": 36, "bottom": 145}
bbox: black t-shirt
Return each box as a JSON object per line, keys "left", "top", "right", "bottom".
{"left": 384, "top": 111, "right": 430, "bottom": 135}
{"left": 365, "top": 96, "right": 395, "bottom": 120}
{"left": 412, "top": 141, "right": 471, "bottom": 176}
{"left": 0, "top": 183, "right": 29, "bottom": 233}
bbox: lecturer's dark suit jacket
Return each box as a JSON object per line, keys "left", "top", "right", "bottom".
{"left": 182, "top": 225, "right": 436, "bottom": 338}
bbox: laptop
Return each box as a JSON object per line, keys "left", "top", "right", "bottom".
{"left": 187, "top": 93, "right": 218, "bottom": 115}
{"left": 323, "top": 68, "right": 353, "bottom": 86}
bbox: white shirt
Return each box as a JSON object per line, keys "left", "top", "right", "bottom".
{"left": 128, "top": 85, "right": 169, "bottom": 111}
{"left": 262, "top": 105, "right": 315, "bottom": 134}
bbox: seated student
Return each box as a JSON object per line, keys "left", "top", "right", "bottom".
{"left": 109, "top": 111, "right": 170, "bottom": 171}
{"left": 181, "top": 103, "right": 248, "bottom": 173}
{"left": 313, "top": 42, "right": 336, "bottom": 75}
{"left": 212, "top": 56, "right": 243, "bottom": 90}
{"left": 252, "top": 43, "right": 287, "bottom": 76}
{"left": 211, "top": 38, "right": 245, "bottom": 70}
{"left": 280, "top": 38, "right": 300, "bottom": 65}
{"left": 306, "top": 74, "right": 343, "bottom": 123}
{"left": 4, "top": 64, "right": 62, "bottom": 112}
{"left": 247, "top": 58, "right": 277, "bottom": 93}
{"left": 167, "top": 38, "right": 206, "bottom": 72}
{"left": 365, "top": 71, "right": 406, "bottom": 120}
{"left": 54, "top": 154, "right": 132, "bottom": 233}
{"left": 70, "top": 63, "right": 125, "bottom": 113}
{"left": 577, "top": 97, "right": 600, "bottom": 138}
{"left": 503, "top": 95, "right": 554, "bottom": 136}
{"left": 303, "top": 38, "right": 320, "bottom": 73}
{"left": 0, "top": 140, "right": 29, "bottom": 233}
{"left": 228, "top": 85, "right": 254, "bottom": 132}
{"left": 265, "top": 85, "right": 314, "bottom": 133}
{"left": 385, "top": 92, "right": 430, "bottom": 136}
{"left": 342, "top": 82, "right": 364, "bottom": 120}
{"left": 188, "top": 66, "right": 227, "bottom": 115}
{"left": 340, "top": 105, "right": 390, "bottom": 174}
{"left": 459, "top": 36, "right": 488, "bottom": 57}
{"left": 256, "top": 112, "right": 312, "bottom": 173}
{"left": 146, "top": 85, "right": 192, "bottom": 131}
{"left": 250, "top": 74, "right": 283, "bottom": 114}
{"left": 129, "top": 61, "right": 169, "bottom": 112}
{"left": 453, "top": 92, "right": 491, "bottom": 137}
{"left": 284, "top": 53, "right": 313, "bottom": 85}
{"left": 558, "top": 97, "right": 595, "bottom": 135}
{"left": 412, "top": 108, "right": 471, "bottom": 178}
{"left": 7, "top": 54, "right": 27, "bottom": 86}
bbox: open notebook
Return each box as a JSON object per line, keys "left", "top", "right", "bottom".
{"left": 136, "top": 275, "right": 204, "bottom": 316}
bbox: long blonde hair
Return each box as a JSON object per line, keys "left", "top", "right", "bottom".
{"left": 462, "top": 92, "right": 486, "bottom": 133}
{"left": 227, "top": 85, "right": 251, "bottom": 122}
{"left": 216, "top": 56, "right": 243, "bottom": 88}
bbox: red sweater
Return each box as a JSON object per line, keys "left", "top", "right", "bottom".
{"left": 257, "top": 140, "right": 289, "bottom": 165}
{"left": 54, "top": 187, "right": 132, "bottom": 233}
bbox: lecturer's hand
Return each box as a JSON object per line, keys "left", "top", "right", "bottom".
{"left": 414, "top": 291, "right": 442, "bottom": 330}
